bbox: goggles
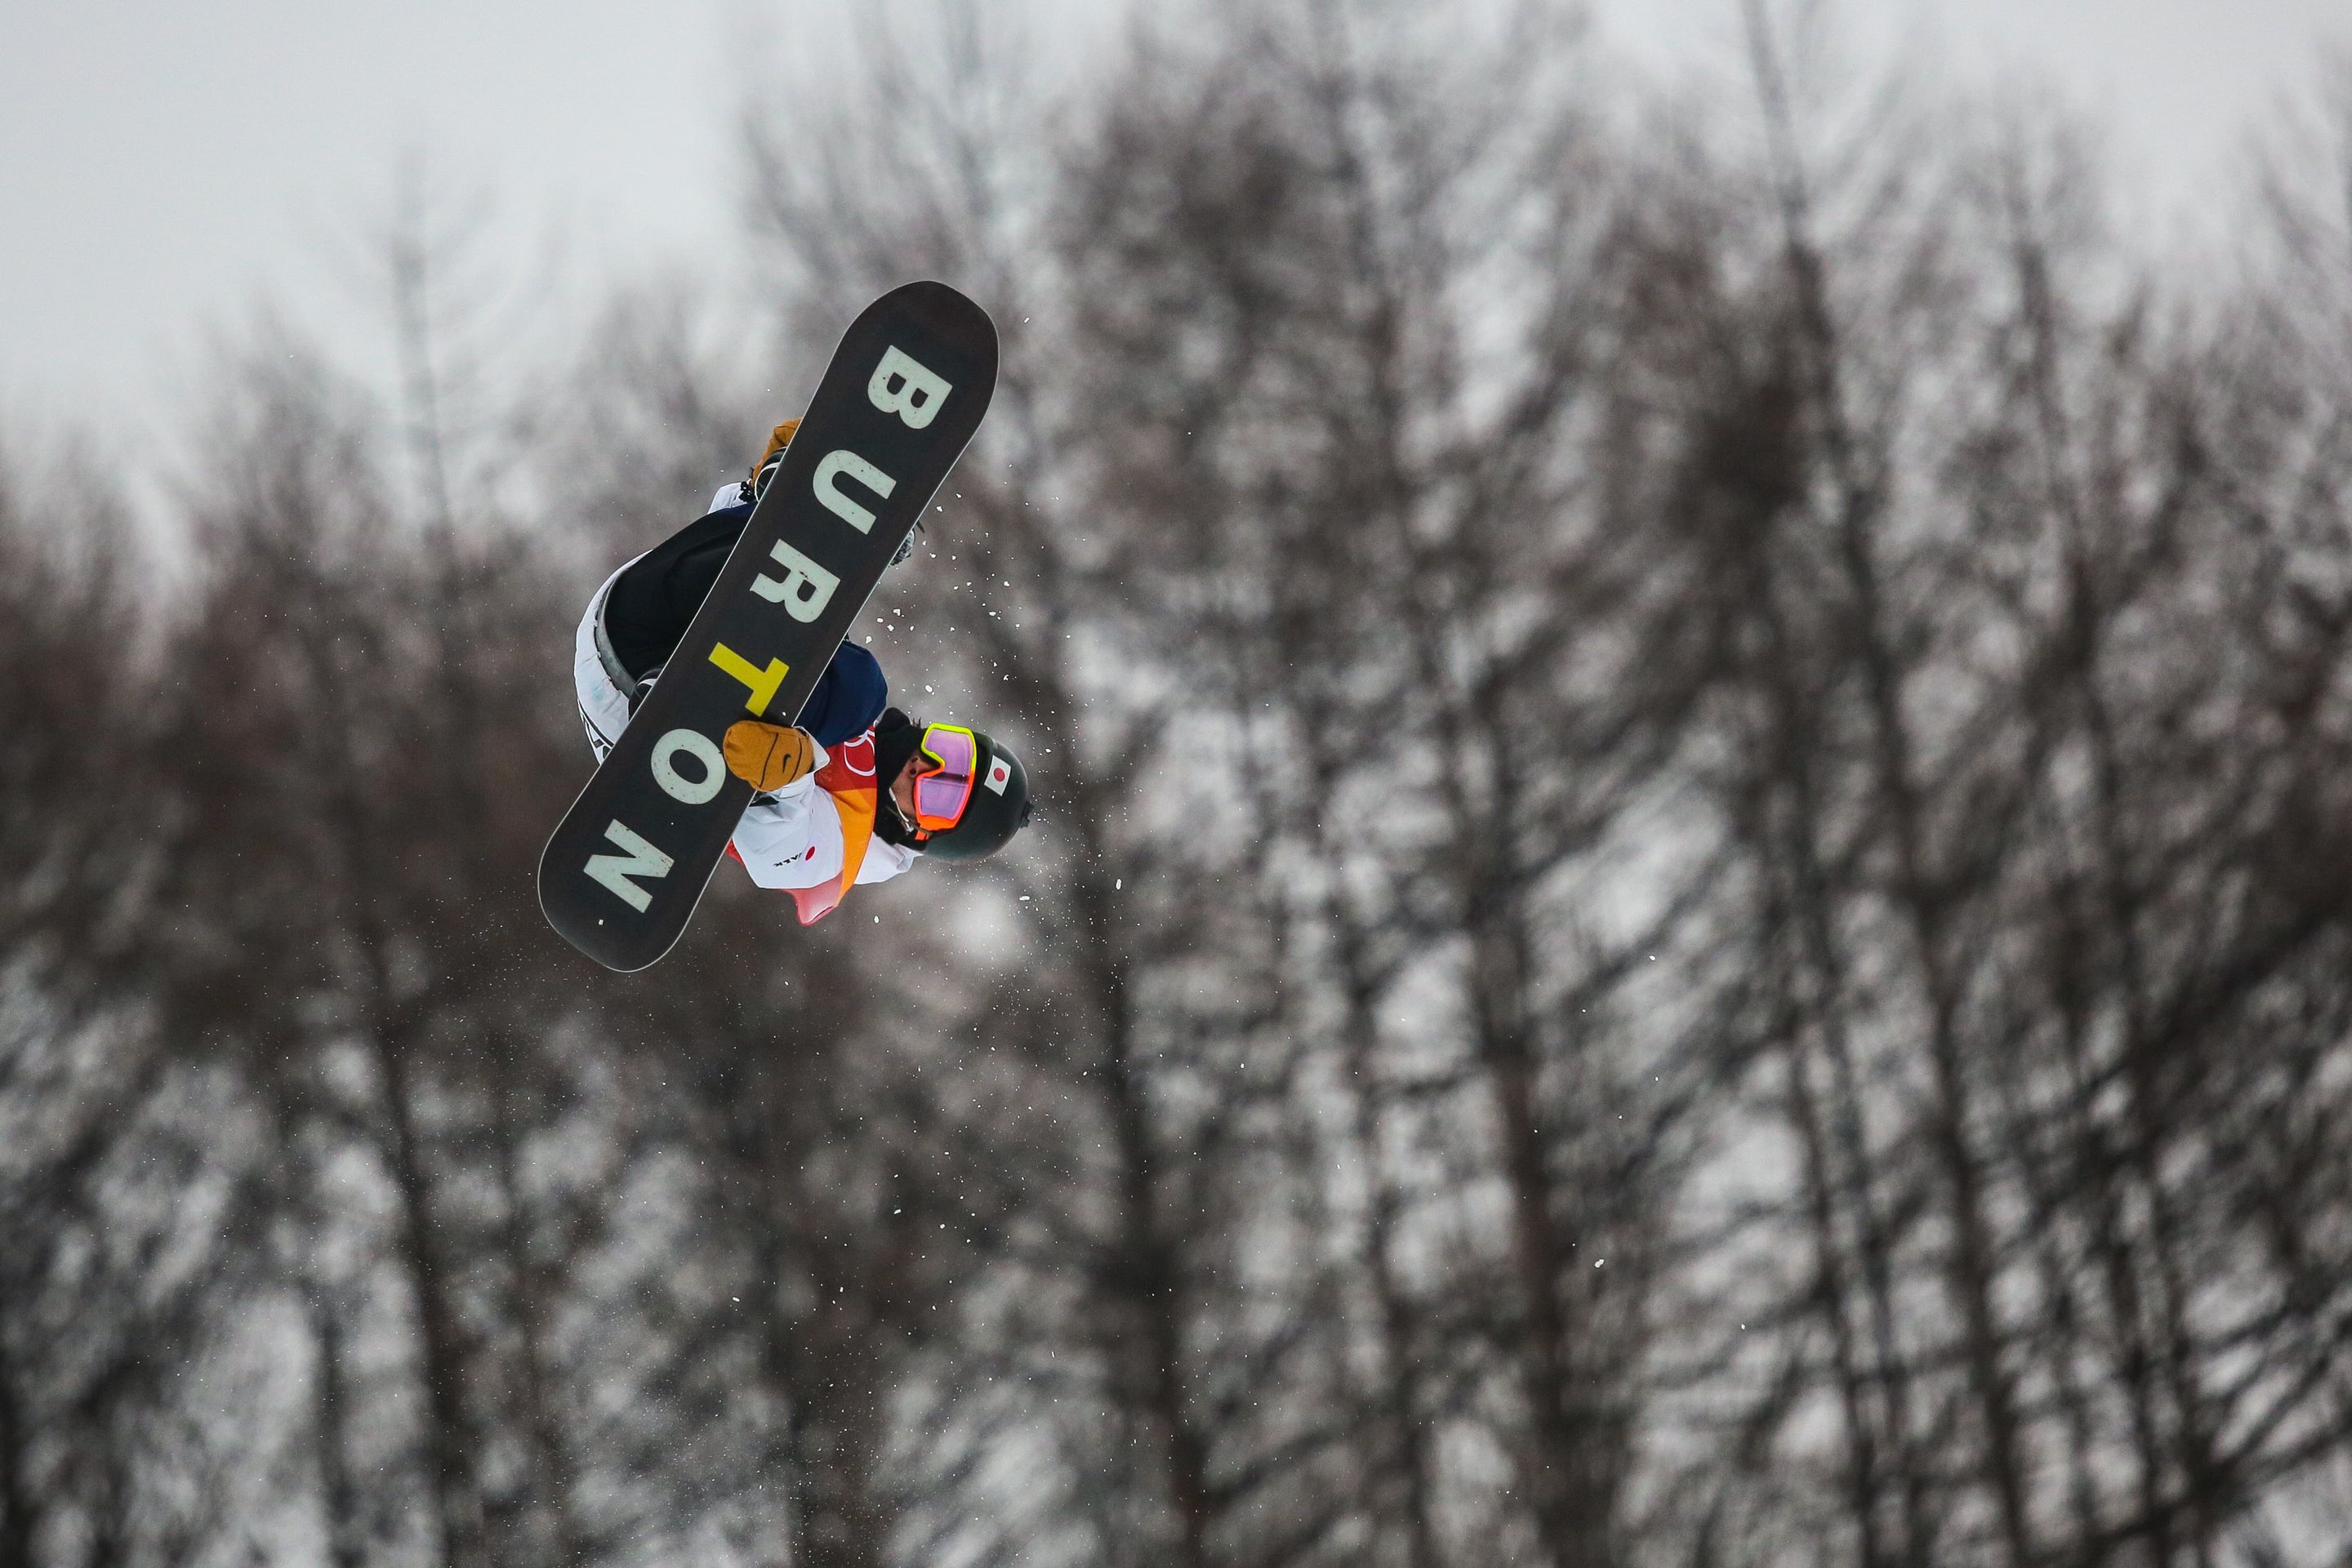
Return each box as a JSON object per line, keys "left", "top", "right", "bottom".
{"left": 910, "top": 723, "right": 980, "bottom": 834}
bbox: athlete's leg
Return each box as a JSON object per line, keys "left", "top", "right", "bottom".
{"left": 598, "top": 503, "right": 889, "bottom": 746}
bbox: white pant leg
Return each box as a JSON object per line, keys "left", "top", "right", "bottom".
{"left": 573, "top": 563, "right": 635, "bottom": 762}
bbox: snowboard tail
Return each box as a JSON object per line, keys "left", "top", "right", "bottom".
{"left": 538, "top": 281, "right": 998, "bottom": 970}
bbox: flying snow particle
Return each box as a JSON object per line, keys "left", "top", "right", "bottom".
{"left": 1115, "top": 879, "right": 1122, "bottom": 890}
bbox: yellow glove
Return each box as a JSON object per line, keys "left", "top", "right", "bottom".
{"left": 746, "top": 417, "right": 801, "bottom": 496}
{"left": 724, "top": 719, "right": 817, "bottom": 791}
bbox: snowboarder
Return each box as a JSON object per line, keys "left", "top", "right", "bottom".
{"left": 572, "top": 418, "right": 1031, "bottom": 924}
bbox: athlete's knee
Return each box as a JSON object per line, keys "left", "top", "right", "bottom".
{"left": 800, "top": 641, "right": 889, "bottom": 745}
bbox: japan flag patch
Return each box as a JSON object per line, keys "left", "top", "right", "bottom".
{"left": 984, "top": 755, "right": 1013, "bottom": 795}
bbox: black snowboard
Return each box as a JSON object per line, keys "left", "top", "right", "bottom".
{"left": 539, "top": 281, "right": 998, "bottom": 970}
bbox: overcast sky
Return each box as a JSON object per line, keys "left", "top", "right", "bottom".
{"left": 2, "top": 0, "right": 2345, "bottom": 447}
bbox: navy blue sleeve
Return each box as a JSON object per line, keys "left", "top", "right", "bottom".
{"left": 797, "top": 641, "right": 889, "bottom": 746}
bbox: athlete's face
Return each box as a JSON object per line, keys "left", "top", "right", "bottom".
{"left": 889, "top": 754, "right": 921, "bottom": 826}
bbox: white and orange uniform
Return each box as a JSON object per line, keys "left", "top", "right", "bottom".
{"left": 573, "top": 558, "right": 918, "bottom": 924}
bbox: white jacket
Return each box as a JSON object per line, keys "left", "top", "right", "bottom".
{"left": 572, "top": 559, "right": 919, "bottom": 898}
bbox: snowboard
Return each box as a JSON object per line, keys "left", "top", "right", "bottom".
{"left": 538, "top": 281, "right": 998, "bottom": 971}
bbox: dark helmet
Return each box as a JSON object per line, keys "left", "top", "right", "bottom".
{"left": 920, "top": 728, "right": 1031, "bottom": 861}
{"left": 873, "top": 709, "right": 1032, "bottom": 860}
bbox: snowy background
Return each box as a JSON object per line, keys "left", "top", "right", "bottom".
{"left": 6, "top": 2, "right": 2352, "bottom": 1566}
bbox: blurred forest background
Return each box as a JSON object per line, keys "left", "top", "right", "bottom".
{"left": 8, "top": 1, "right": 2352, "bottom": 1565}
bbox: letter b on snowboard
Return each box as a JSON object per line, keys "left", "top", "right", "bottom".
{"left": 869, "top": 346, "right": 951, "bottom": 428}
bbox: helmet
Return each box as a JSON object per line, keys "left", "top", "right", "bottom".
{"left": 919, "top": 728, "right": 1031, "bottom": 861}
{"left": 874, "top": 709, "right": 1032, "bottom": 861}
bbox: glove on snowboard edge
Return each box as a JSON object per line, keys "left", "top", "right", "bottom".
{"left": 724, "top": 720, "right": 817, "bottom": 791}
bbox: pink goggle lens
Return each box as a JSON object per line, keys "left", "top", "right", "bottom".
{"left": 912, "top": 724, "right": 979, "bottom": 831}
